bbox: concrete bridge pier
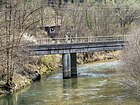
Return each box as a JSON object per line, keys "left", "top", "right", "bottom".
{"left": 62, "top": 53, "right": 77, "bottom": 79}
{"left": 70, "top": 53, "right": 77, "bottom": 78}
{"left": 62, "top": 53, "right": 71, "bottom": 79}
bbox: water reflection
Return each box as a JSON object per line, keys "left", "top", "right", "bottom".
{"left": 0, "top": 86, "right": 31, "bottom": 105}
{"left": 63, "top": 78, "right": 77, "bottom": 89}
{"left": 0, "top": 95, "right": 17, "bottom": 105}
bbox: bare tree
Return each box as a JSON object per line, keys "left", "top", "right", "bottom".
{"left": 122, "top": 28, "right": 140, "bottom": 97}
{"left": 114, "top": 0, "right": 140, "bottom": 34}
{"left": 0, "top": 0, "right": 43, "bottom": 89}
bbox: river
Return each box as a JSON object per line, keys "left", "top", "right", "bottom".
{"left": 0, "top": 61, "right": 140, "bottom": 105}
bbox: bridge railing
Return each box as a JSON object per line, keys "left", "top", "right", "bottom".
{"left": 32, "top": 35, "right": 129, "bottom": 45}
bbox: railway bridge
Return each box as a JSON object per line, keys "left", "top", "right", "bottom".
{"left": 28, "top": 35, "right": 128, "bottom": 79}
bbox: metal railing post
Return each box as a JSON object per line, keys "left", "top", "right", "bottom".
{"left": 34, "top": 35, "right": 129, "bottom": 46}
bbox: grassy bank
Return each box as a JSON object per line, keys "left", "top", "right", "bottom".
{"left": 0, "top": 55, "right": 61, "bottom": 96}
{"left": 77, "top": 50, "right": 121, "bottom": 64}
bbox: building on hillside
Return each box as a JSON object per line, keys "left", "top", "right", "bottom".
{"left": 39, "top": 25, "right": 60, "bottom": 38}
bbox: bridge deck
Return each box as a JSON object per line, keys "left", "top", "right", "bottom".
{"left": 29, "top": 41, "right": 125, "bottom": 55}
{"left": 27, "top": 35, "right": 129, "bottom": 55}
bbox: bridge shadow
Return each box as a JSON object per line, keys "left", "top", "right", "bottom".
{"left": 63, "top": 78, "right": 78, "bottom": 89}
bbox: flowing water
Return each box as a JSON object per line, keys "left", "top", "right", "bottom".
{"left": 0, "top": 61, "right": 140, "bottom": 105}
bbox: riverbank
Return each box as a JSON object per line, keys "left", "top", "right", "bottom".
{"left": 77, "top": 50, "right": 121, "bottom": 64}
{"left": 0, "top": 50, "right": 121, "bottom": 96}
{"left": 1, "top": 59, "right": 139, "bottom": 105}
{"left": 0, "top": 54, "right": 61, "bottom": 96}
